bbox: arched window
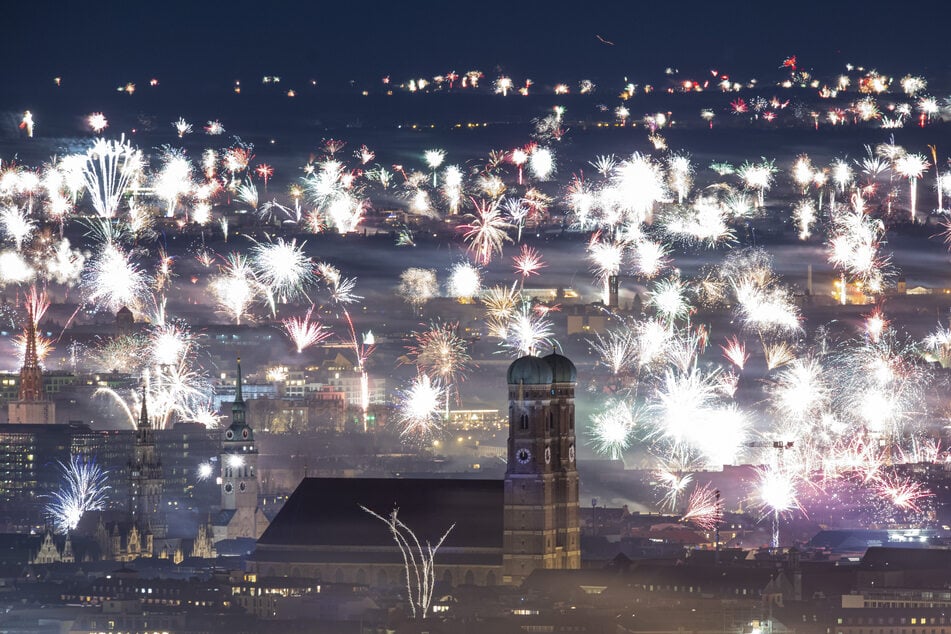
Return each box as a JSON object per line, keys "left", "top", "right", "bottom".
{"left": 442, "top": 569, "right": 453, "bottom": 586}
{"left": 376, "top": 569, "right": 388, "bottom": 587}
{"left": 519, "top": 413, "right": 528, "bottom": 430}
{"left": 334, "top": 568, "right": 345, "bottom": 583}
{"left": 356, "top": 569, "right": 367, "bottom": 585}
{"left": 464, "top": 570, "right": 475, "bottom": 585}
{"left": 486, "top": 571, "right": 497, "bottom": 586}
{"left": 547, "top": 411, "right": 554, "bottom": 431}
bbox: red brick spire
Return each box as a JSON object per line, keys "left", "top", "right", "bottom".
{"left": 18, "top": 304, "right": 43, "bottom": 401}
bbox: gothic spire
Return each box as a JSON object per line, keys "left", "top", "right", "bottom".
{"left": 18, "top": 302, "right": 44, "bottom": 401}
{"left": 229, "top": 357, "right": 249, "bottom": 432}
{"left": 138, "top": 385, "right": 149, "bottom": 429}
{"left": 24, "top": 304, "right": 38, "bottom": 369}
{"left": 235, "top": 357, "right": 244, "bottom": 404}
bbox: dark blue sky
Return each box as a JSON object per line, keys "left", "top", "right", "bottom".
{"left": 2, "top": 0, "right": 947, "bottom": 87}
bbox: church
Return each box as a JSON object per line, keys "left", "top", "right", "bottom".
{"left": 249, "top": 352, "right": 580, "bottom": 586}
{"left": 212, "top": 358, "right": 270, "bottom": 543}
{"left": 7, "top": 305, "right": 56, "bottom": 425}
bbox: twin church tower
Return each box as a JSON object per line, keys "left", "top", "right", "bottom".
{"left": 503, "top": 352, "right": 581, "bottom": 584}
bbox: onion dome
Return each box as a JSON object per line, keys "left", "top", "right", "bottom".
{"left": 542, "top": 352, "right": 577, "bottom": 383}
{"left": 507, "top": 355, "right": 554, "bottom": 385}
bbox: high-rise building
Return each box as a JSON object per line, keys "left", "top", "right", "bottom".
{"left": 0, "top": 424, "right": 132, "bottom": 531}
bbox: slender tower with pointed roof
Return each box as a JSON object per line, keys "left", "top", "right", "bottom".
{"left": 214, "top": 358, "right": 268, "bottom": 542}
{"left": 8, "top": 305, "right": 56, "bottom": 424}
{"left": 128, "top": 386, "right": 165, "bottom": 540}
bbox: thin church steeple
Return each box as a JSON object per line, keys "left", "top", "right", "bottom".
{"left": 138, "top": 385, "right": 150, "bottom": 429}
{"left": 228, "top": 357, "right": 251, "bottom": 437}
{"left": 234, "top": 357, "right": 244, "bottom": 404}
{"left": 18, "top": 303, "right": 43, "bottom": 401}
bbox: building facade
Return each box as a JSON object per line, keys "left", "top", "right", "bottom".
{"left": 249, "top": 353, "right": 581, "bottom": 586}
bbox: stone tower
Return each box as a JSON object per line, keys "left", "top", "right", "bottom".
{"left": 8, "top": 305, "right": 56, "bottom": 424}
{"left": 503, "top": 353, "right": 581, "bottom": 585}
{"left": 128, "top": 388, "right": 165, "bottom": 540}
{"left": 215, "top": 358, "right": 269, "bottom": 541}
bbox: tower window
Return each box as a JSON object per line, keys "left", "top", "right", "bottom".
{"left": 519, "top": 413, "right": 528, "bottom": 430}
{"left": 547, "top": 412, "right": 553, "bottom": 431}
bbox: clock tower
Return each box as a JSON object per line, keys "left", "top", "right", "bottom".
{"left": 215, "top": 358, "right": 268, "bottom": 542}
{"left": 503, "top": 352, "right": 580, "bottom": 585}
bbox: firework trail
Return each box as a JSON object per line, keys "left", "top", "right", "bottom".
{"left": 408, "top": 321, "right": 473, "bottom": 418}
{"left": 361, "top": 506, "right": 453, "bottom": 619}
{"left": 317, "top": 262, "right": 373, "bottom": 425}
{"left": 461, "top": 198, "right": 512, "bottom": 265}
{"left": 893, "top": 153, "right": 929, "bottom": 221}
{"left": 755, "top": 462, "right": 804, "bottom": 549}
{"left": 680, "top": 483, "right": 721, "bottom": 531}
{"left": 654, "top": 467, "right": 694, "bottom": 513}
{"left": 283, "top": 306, "right": 331, "bottom": 353}
{"left": 45, "top": 455, "right": 110, "bottom": 534}
{"left": 423, "top": 149, "right": 446, "bottom": 187}
{"left": 82, "top": 136, "right": 143, "bottom": 219}
{"left": 590, "top": 328, "right": 638, "bottom": 379}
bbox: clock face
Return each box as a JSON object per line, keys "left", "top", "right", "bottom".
{"left": 544, "top": 446, "right": 552, "bottom": 465}
{"left": 224, "top": 482, "right": 233, "bottom": 494}
{"left": 568, "top": 444, "right": 575, "bottom": 463}
{"left": 239, "top": 482, "right": 247, "bottom": 492}
{"left": 226, "top": 430, "right": 234, "bottom": 440}
{"left": 515, "top": 448, "right": 532, "bottom": 464}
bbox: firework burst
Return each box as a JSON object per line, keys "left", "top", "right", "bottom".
{"left": 283, "top": 306, "right": 331, "bottom": 353}
{"left": 44, "top": 455, "right": 110, "bottom": 534}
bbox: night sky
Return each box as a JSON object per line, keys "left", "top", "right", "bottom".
{"left": 2, "top": 0, "right": 948, "bottom": 87}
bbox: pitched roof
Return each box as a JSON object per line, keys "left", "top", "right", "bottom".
{"left": 257, "top": 477, "right": 503, "bottom": 550}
